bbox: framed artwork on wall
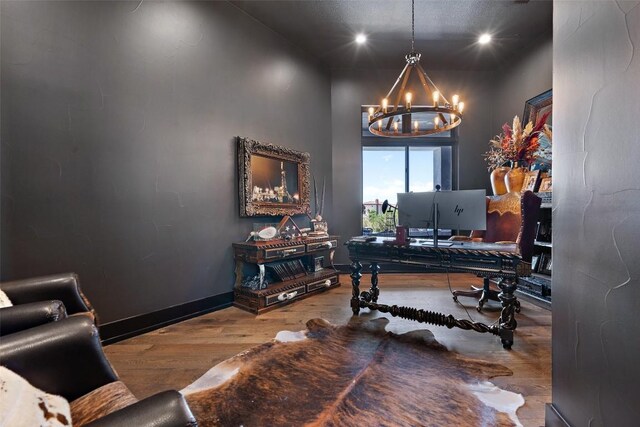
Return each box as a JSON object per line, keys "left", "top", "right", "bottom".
{"left": 237, "top": 137, "right": 311, "bottom": 217}
{"left": 523, "top": 89, "right": 552, "bottom": 126}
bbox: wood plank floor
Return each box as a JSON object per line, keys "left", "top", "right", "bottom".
{"left": 105, "top": 273, "right": 551, "bottom": 426}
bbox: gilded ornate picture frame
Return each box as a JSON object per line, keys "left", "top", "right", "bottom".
{"left": 237, "top": 136, "right": 311, "bottom": 217}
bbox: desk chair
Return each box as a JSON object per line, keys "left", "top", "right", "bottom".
{"left": 450, "top": 191, "right": 541, "bottom": 311}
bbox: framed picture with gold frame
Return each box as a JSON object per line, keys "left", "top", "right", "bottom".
{"left": 539, "top": 177, "right": 552, "bottom": 192}
{"left": 522, "top": 170, "right": 540, "bottom": 192}
{"left": 237, "top": 137, "right": 311, "bottom": 217}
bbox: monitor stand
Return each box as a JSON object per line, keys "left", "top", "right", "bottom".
{"left": 417, "top": 202, "right": 453, "bottom": 248}
{"left": 433, "top": 202, "right": 439, "bottom": 248}
{"left": 433, "top": 185, "right": 441, "bottom": 248}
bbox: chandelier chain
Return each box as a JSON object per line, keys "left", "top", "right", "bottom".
{"left": 411, "top": 0, "right": 415, "bottom": 53}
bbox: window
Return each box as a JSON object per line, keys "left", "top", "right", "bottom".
{"left": 362, "top": 147, "right": 405, "bottom": 209}
{"left": 361, "top": 108, "right": 457, "bottom": 235}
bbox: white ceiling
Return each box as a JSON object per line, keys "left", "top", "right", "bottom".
{"left": 231, "top": 0, "right": 553, "bottom": 69}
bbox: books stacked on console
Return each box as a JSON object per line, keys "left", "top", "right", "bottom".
{"left": 266, "top": 259, "right": 308, "bottom": 282}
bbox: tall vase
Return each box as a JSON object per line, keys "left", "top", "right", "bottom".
{"left": 505, "top": 162, "right": 527, "bottom": 193}
{"left": 490, "top": 166, "right": 510, "bottom": 196}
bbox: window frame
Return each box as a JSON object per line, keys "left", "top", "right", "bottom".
{"left": 360, "top": 106, "right": 460, "bottom": 235}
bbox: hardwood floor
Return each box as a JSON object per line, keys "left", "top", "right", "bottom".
{"left": 105, "top": 273, "right": 551, "bottom": 426}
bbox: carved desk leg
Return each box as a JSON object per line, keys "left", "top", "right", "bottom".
{"left": 497, "top": 279, "right": 519, "bottom": 349}
{"left": 350, "top": 260, "right": 363, "bottom": 315}
{"left": 363, "top": 262, "right": 380, "bottom": 304}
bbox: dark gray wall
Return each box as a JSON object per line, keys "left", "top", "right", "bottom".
{"left": 551, "top": 1, "right": 640, "bottom": 425}
{"left": 492, "top": 38, "right": 553, "bottom": 133}
{"left": 1, "top": 1, "right": 332, "bottom": 324}
{"left": 330, "top": 68, "right": 499, "bottom": 262}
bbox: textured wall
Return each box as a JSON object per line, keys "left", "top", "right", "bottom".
{"left": 330, "top": 68, "right": 500, "bottom": 262}
{"left": 492, "top": 38, "right": 553, "bottom": 132}
{"left": 0, "top": 1, "right": 331, "bottom": 323}
{"left": 552, "top": 1, "right": 640, "bottom": 425}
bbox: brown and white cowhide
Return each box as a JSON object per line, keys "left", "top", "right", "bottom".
{"left": 182, "top": 318, "right": 524, "bottom": 426}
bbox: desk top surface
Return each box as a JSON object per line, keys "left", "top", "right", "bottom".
{"left": 346, "top": 237, "right": 518, "bottom": 256}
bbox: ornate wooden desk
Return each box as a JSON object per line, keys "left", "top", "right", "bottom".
{"left": 346, "top": 237, "right": 532, "bottom": 349}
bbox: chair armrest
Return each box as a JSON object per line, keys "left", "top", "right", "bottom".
{"left": 84, "top": 391, "right": 197, "bottom": 427}
{"left": 0, "top": 300, "right": 67, "bottom": 336}
{"left": 0, "top": 315, "right": 118, "bottom": 401}
{"left": 0, "top": 273, "right": 93, "bottom": 316}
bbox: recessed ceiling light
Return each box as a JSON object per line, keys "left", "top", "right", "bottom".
{"left": 355, "top": 33, "right": 367, "bottom": 44}
{"left": 478, "top": 33, "right": 492, "bottom": 45}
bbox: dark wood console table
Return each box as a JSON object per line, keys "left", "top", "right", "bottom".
{"left": 346, "top": 237, "right": 532, "bottom": 349}
{"left": 233, "top": 235, "right": 340, "bottom": 314}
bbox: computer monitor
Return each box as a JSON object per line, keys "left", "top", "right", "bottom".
{"left": 397, "top": 189, "right": 487, "bottom": 231}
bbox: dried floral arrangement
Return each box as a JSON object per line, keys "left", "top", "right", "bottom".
{"left": 484, "top": 111, "right": 552, "bottom": 170}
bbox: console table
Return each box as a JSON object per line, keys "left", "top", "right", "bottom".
{"left": 346, "top": 237, "right": 532, "bottom": 349}
{"left": 233, "top": 235, "right": 340, "bottom": 314}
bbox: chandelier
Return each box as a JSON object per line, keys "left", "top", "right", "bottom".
{"left": 368, "top": 0, "right": 464, "bottom": 137}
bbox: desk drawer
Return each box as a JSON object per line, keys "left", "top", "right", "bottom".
{"left": 306, "top": 275, "right": 339, "bottom": 292}
{"left": 264, "top": 245, "right": 305, "bottom": 260}
{"left": 307, "top": 240, "right": 337, "bottom": 252}
{"left": 265, "top": 285, "right": 306, "bottom": 307}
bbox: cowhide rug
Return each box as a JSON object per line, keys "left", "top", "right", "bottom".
{"left": 182, "top": 318, "right": 524, "bottom": 426}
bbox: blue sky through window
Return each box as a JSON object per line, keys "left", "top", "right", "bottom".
{"left": 362, "top": 147, "right": 434, "bottom": 205}
{"left": 409, "top": 147, "right": 434, "bottom": 193}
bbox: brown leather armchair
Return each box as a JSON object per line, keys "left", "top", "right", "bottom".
{"left": 450, "top": 191, "right": 541, "bottom": 310}
{"left": 0, "top": 315, "right": 197, "bottom": 426}
{"left": 0, "top": 273, "right": 95, "bottom": 335}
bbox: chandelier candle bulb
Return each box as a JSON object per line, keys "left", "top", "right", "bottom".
{"left": 393, "top": 121, "right": 399, "bottom": 132}
{"left": 434, "top": 117, "right": 440, "bottom": 128}
{"left": 450, "top": 114, "right": 456, "bottom": 124}
{"left": 368, "top": 107, "right": 375, "bottom": 120}
{"left": 452, "top": 94, "right": 459, "bottom": 108}
{"left": 458, "top": 101, "right": 465, "bottom": 113}
{"left": 405, "top": 92, "right": 412, "bottom": 110}
{"left": 378, "top": 120, "right": 383, "bottom": 131}
{"left": 432, "top": 91, "right": 440, "bottom": 107}
{"left": 414, "top": 120, "right": 419, "bottom": 132}
{"left": 382, "top": 98, "right": 388, "bottom": 114}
